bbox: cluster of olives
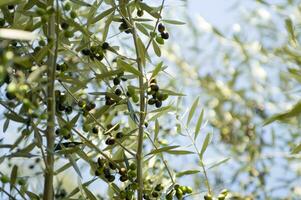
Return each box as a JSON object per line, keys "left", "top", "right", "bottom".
{"left": 155, "top": 23, "right": 169, "bottom": 45}
{"left": 55, "top": 90, "right": 73, "bottom": 114}
{"left": 77, "top": 99, "right": 96, "bottom": 114}
{"left": 95, "top": 158, "right": 137, "bottom": 184}
{"left": 104, "top": 124, "right": 124, "bottom": 146}
{"left": 55, "top": 125, "right": 72, "bottom": 140}
{"left": 147, "top": 79, "right": 168, "bottom": 108}
{"left": 81, "top": 41, "right": 110, "bottom": 61}
{"left": 159, "top": 184, "right": 193, "bottom": 200}
{"left": 63, "top": 1, "right": 77, "bottom": 19}
{"left": 119, "top": 18, "right": 132, "bottom": 34}
{"left": 142, "top": 183, "right": 164, "bottom": 199}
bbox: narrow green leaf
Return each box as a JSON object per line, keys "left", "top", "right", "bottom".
{"left": 137, "top": 37, "right": 146, "bottom": 66}
{"left": 154, "top": 119, "right": 159, "bottom": 142}
{"left": 83, "top": 186, "right": 98, "bottom": 200}
{"left": 102, "top": 13, "right": 114, "bottom": 41}
{"left": 285, "top": 18, "right": 296, "bottom": 43}
{"left": 91, "top": 7, "right": 115, "bottom": 24}
{"left": 117, "top": 59, "right": 142, "bottom": 77}
{"left": 151, "top": 62, "right": 163, "bottom": 79}
{"left": 162, "top": 19, "right": 186, "bottom": 25}
{"left": 139, "top": 2, "right": 161, "bottom": 18}
{"left": 152, "top": 40, "right": 161, "bottom": 57}
{"left": 291, "top": 144, "right": 301, "bottom": 154}
{"left": 166, "top": 150, "right": 195, "bottom": 155}
{"left": 208, "top": 158, "right": 230, "bottom": 170}
{"left": 199, "top": 133, "right": 211, "bottom": 160}
{"left": 70, "top": 0, "right": 92, "bottom": 6}
{"left": 194, "top": 109, "right": 204, "bottom": 140}
{"left": 187, "top": 97, "right": 199, "bottom": 126}
{"left": 10, "top": 165, "right": 18, "bottom": 191}
{"left": 176, "top": 170, "right": 200, "bottom": 177}
{"left": 146, "top": 145, "right": 179, "bottom": 156}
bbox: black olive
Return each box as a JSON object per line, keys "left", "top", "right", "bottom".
{"left": 119, "top": 168, "right": 127, "bottom": 176}
{"left": 161, "top": 32, "right": 169, "bottom": 40}
{"left": 109, "top": 162, "right": 116, "bottom": 170}
{"left": 92, "top": 126, "right": 98, "bottom": 134}
{"left": 65, "top": 106, "right": 73, "bottom": 114}
{"left": 81, "top": 48, "right": 91, "bottom": 56}
{"left": 105, "top": 137, "right": 115, "bottom": 145}
{"left": 120, "top": 175, "right": 128, "bottom": 182}
{"left": 107, "top": 175, "right": 115, "bottom": 182}
{"left": 58, "top": 103, "right": 66, "bottom": 112}
{"left": 158, "top": 23, "right": 165, "bottom": 33}
{"left": 60, "top": 22, "right": 69, "bottom": 30}
{"left": 115, "top": 88, "right": 122, "bottom": 96}
{"left": 148, "top": 98, "right": 156, "bottom": 105}
{"left": 155, "top": 100, "right": 162, "bottom": 108}
{"left": 116, "top": 132, "right": 123, "bottom": 139}
{"left": 113, "top": 77, "right": 120, "bottom": 85}
{"left": 150, "top": 84, "right": 159, "bottom": 92}
{"left": 8, "top": 5, "right": 15, "bottom": 10}
{"left": 55, "top": 129, "right": 61, "bottom": 135}
{"left": 152, "top": 192, "right": 159, "bottom": 198}
{"left": 102, "top": 42, "right": 109, "bottom": 50}
{"left": 63, "top": 134, "right": 71, "bottom": 140}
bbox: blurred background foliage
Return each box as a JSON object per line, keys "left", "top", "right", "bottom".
{"left": 1, "top": 0, "right": 301, "bottom": 199}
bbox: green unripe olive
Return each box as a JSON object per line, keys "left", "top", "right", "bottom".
{"left": 166, "top": 190, "right": 173, "bottom": 200}
{"left": 128, "top": 170, "right": 136, "bottom": 178}
{"left": 218, "top": 194, "right": 226, "bottom": 200}
{"left": 129, "top": 163, "right": 136, "bottom": 170}
{"left": 22, "top": 129, "right": 31, "bottom": 136}
{"left": 78, "top": 100, "right": 85, "bottom": 108}
{"left": 131, "top": 182, "right": 138, "bottom": 190}
{"left": 132, "top": 94, "right": 139, "bottom": 103}
{"left": 70, "top": 10, "right": 77, "bottom": 18}
{"left": 82, "top": 124, "right": 90, "bottom": 132}
{"left": 186, "top": 186, "right": 193, "bottom": 194}
{"left": 36, "top": 7, "right": 45, "bottom": 15}
{"left": 0, "top": 175, "right": 9, "bottom": 183}
{"left": 39, "top": 40, "right": 46, "bottom": 46}
{"left": 204, "top": 194, "right": 212, "bottom": 200}
{"left": 64, "top": 2, "right": 71, "bottom": 11}
{"left": 18, "top": 178, "right": 26, "bottom": 185}
{"left": 156, "top": 36, "right": 164, "bottom": 45}
{"left": 97, "top": 157, "right": 105, "bottom": 167}
{"left": 7, "top": 82, "right": 17, "bottom": 94}
{"left": 64, "top": 30, "right": 73, "bottom": 38}
{"left": 22, "top": 98, "right": 31, "bottom": 109}
{"left": 176, "top": 188, "right": 183, "bottom": 200}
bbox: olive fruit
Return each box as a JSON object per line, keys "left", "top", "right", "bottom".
{"left": 58, "top": 103, "right": 66, "bottom": 112}
{"left": 155, "top": 100, "right": 162, "bottom": 108}
{"left": 60, "top": 22, "right": 69, "bottom": 30}
{"left": 175, "top": 188, "right": 183, "bottom": 200}
{"left": 115, "top": 88, "right": 122, "bottom": 96}
{"left": 156, "top": 36, "right": 164, "bottom": 45}
{"left": 155, "top": 184, "right": 163, "bottom": 191}
{"left": 92, "top": 126, "right": 98, "bottom": 134}
{"left": 158, "top": 23, "right": 165, "bottom": 33}
{"left": 105, "top": 137, "right": 115, "bottom": 145}
{"left": 137, "top": 9, "right": 144, "bottom": 17}
{"left": 120, "top": 175, "right": 128, "bottom": 182}
{"left": 150, "top": 84, "right": 159, "bottom": 92}
{"left": 116, "top": 132, "right": 123, "bottom": 139}
{"left": 70, "top": 10, "right": 77, "bottom": 18}
{"left": 113, "top": 77, "right": 120, "bottom": 85}
{"left": 65, "top": 106, "right": 73, "bottom": 114}
{"left": 109, "top": 162, "right": 117, "bottom": 170}
{"left": 106, "top": 175, "right": 115, "bottom": 182}
{"left": 102, "top": 42, "right": 109, "bottom": 50}
{"left": 81, "top": 48, "right": 91, "bottom": 56}
{"left": 55, "top": 129, "right": 61, "bottom": 135}
{"left": 119, "top": 167, "right": 127, "bottom": 175}
{"left": 161, "top": 32, "right": 169, "bottom": 40}
{"left": 129, "top": 163, "right": 136, "bottom": 170}
{"left": 148, "top": 98, "right": 156, "bottom": 105}
{"left": 166, "top": 190, "right": 173, "bottom": 200}
{"left": 8, "top": 5, "right": 15, "bottom": 10}
{"left": 152, "top": 192, "right": 159, "bottom": 198}
{"left": 97, "top": 157, "right": 105, "bottom": 167}
{"left": 0, "top": 175, "right": 9, "bottom": 183}
{"left": 63, "top": 2, "right": 71, "bottom": 11}
{"left": 204, "top": 194, "right": 212, "bottom": 200}
{"left": 78, "top": 101, "right": 85, "bottom": 109}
